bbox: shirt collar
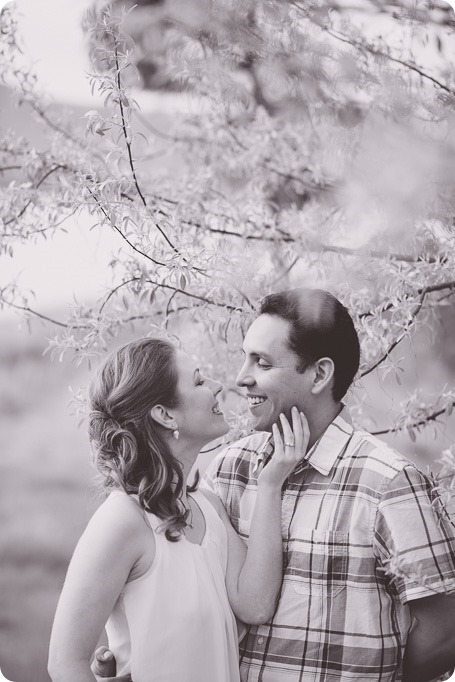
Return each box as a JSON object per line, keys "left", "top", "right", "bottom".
{"left": 254, "top": 405, "right": 354, "bottom": 476}
{"left": 297, "top": 405, "right": 354, "bottom": 476}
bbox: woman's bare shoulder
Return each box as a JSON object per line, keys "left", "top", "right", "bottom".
{"left": 88, "top": 491, "right": 152, "bottom": 542}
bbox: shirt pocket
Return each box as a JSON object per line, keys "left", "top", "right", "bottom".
{"left": 286, "top": 529, "right": 349, "bottom": 597}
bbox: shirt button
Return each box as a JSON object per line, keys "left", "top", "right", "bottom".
{"left": 257, "top": 637, "right": 264, "bottom": 645}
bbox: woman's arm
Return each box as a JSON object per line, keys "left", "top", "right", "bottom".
{"left": 48, "top": 494, "right": 152, "bottom": 682}
{"left": 206, "top": 407, "right": 309, "bottom": 625}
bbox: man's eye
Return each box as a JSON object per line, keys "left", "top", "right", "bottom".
{"left": 257, "top": 360, "right": 271, "bottom": 369}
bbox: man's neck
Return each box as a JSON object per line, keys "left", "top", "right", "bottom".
{"left": 306, "top": 401, "right": 343, "bottom": 451}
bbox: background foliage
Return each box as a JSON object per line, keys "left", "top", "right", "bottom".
{"left": 1, "top": 1, "right": 455, "bottom": 680}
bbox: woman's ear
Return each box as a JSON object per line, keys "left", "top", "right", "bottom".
{"left": 150, "top": 405, "right": 176, "bottom": 431}
{"left": 311, "top": 357, "right": 335, "bottom": 396}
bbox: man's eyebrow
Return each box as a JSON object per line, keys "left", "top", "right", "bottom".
{"left": 256, "top": 352, "right": 274, "bottom": 363}
{"left": 243, "top": 349, "right": 274, "bottom": 363}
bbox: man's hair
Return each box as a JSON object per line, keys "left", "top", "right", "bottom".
{"left": 259, "top": 288, "right": 360, "bottom": 401}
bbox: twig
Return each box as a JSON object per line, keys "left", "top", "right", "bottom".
{"left": 87, "top": 187, "right": 166, "bottom": 268}
{"left": 98, "top": 274, "right": 245, "bottom": 316}
{"left": 292, "top": 2, "right": 455, "bottom": 97}
{"left": 98, "top": 277, "right": 139, "bottom": 314}
{"left": 360, "top": 281, "right": 455, "bottom": 377}
{"left": 359, "top": 280, "right": 455, "bottom": 320}
{"left": 372, "top": 401, "right": 455, "bottom": 436}
{"left": 4, "top": 164, "right": 67, "bottom": 226}
{"left": 271, "top": 256, "right": 300, "bottom": 286}
{"left": 1, "top": 300, "right": 70, "bottom": 328}
{"left": 114, "top": 45, "right": 178, "bottom": 254}
{"left": 226, "top": 126, "right": 332, "bottom": 192}
{"left": 203, "top": 224, "right": 441, "bottom": 264}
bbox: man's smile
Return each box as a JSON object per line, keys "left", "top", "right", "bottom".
{"left": 247, "top": 394, "right": 268, "bottom": 410}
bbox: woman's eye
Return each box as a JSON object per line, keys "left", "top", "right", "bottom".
{"left": 197, "top": 379, "right": 205, "bottom": 386}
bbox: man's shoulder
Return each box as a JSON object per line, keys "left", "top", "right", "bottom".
{"left": 206, "top": 431, "right": 270, "bottom": 477}
{"left": 348, "top": 427, "right": 415, "bottom": 483}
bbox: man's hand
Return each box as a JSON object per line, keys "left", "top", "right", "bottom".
{"left": 91, "top": 646, "right": 132, "bottom": 682}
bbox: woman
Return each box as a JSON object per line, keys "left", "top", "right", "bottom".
{"left": 48, "top": 337, "right": 308, "bottom": 682}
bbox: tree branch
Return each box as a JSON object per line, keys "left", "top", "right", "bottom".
{"left": 360, "top": 281, "right": 455, "bottom": 377}
{"left": 359, "top": 280, "right": 455, "bottom": 320}
{"left": 293, "top": 3, "right": 455, "bottom": 97}
{"left": 98, "top": 277, "right": 139, "bottom": 315}
{"left": 271, "top": 256, "right": 300, "bottom": 286}
{"left": 87, "top": 187, "right": 166, "bottom": 268}
{"left": 201, "top": 222, "right": 443, "bottom": 265}
{"left": 225, "top": 126, "right": 333, "bottom": 192}
{"left": 372, "top": 401, "right": 455, "bottom": 436}
{"left": 3, "top": 164, "right": 68, "bottom": 227}
{"left": 98, "top": 273, "right": 245, "bottom": 317}
{"left": 145, "top": 278, "right": 242, "bottom": 312}
{"left": 114, "top": 45, "right": 178, "bottom": 254}
{"left": 0, "top": 300, "right": 70, "bottom": 328}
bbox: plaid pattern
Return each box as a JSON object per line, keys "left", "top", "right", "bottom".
{"left": 202, "top": 407, "right": 455, "bottom": 682}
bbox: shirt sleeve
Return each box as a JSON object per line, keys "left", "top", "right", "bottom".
{"left": 200, "top": 449, "right": 231, "bottom": 499}
{"left": 200, "top": 454, "right": 220, "bottom": 494}
{"left": 373, "top": 465, "right": 455, "bottom": 604}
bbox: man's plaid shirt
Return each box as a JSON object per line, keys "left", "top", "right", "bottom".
{"left": 202, "top": 407, "right": 455, "bottom": 682}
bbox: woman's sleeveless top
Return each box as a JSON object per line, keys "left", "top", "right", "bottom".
{"left": 105, "top": 489, "right": 240, "bottom": 682}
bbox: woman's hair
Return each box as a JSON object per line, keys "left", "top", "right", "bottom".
{"left": 88, "top": 337, "right": 192, "bottom": 541}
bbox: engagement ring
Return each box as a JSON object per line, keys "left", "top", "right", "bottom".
{"left": 284, "top": 441, "right": 295, "bottom": 447}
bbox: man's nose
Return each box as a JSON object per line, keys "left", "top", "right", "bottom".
{"left": 236, "top": 362, "right": 254, "bottom": 387}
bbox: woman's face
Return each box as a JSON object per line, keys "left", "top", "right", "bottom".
{"left": 171, "top": 350, "right": 230, "bottom": 448}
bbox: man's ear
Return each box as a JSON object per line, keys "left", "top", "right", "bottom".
{"left": 311, "top": 357, "right": 335, "bottom": 396}
{"left": 150, "top": 405, "right": 176, "bottom": 431}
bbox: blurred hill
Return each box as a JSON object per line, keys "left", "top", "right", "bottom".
{"left": 0, "top": 318, "right": 97, "bottom": 682}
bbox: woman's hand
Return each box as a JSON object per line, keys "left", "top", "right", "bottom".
{"left": 258, "top": 406, "right": 310, "bottom": 489}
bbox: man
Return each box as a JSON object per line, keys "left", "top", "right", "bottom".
{"left": 94, "top": 288, "right": 455, "bottom": 681}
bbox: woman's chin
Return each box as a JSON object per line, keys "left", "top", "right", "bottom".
{"left": 217, "top": 421, "right": 230, "bottom": 438}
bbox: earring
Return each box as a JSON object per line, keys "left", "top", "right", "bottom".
{"left": 173, "top": 429, "right": 180, "bottom": 440}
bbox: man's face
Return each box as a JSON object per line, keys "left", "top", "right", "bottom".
{"left": 236, "top": 314, "right": 314, "bottom": 432}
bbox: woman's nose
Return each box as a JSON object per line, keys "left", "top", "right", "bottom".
{"left": 212, "top": 380, "right": 223, "bottom": 396}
